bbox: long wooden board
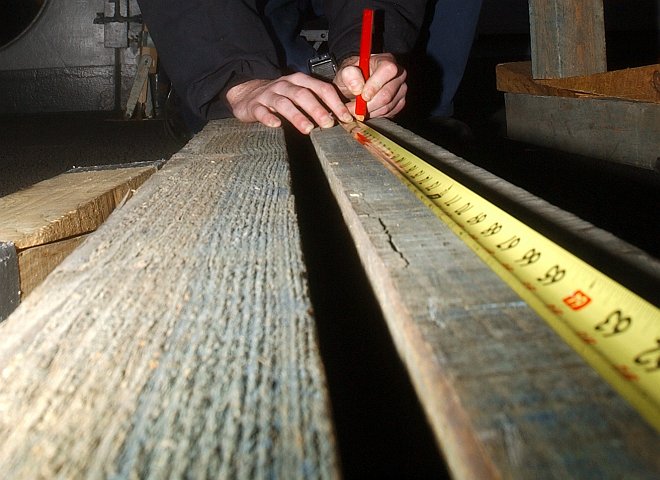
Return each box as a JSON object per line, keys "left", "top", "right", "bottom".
{"left": 310, "top": 120, "right": 659, "bottom": 480}
{"left": 0, "top": 166, "right": 157, "bottom": 250}
{"left": 497, "top": 61, "right": 660, "bottom": 103}
{"left": 0, "top": 165, "right": 158, "bottom": 303}
{"left": 0, "top": 120, "right": 339, "bottom": 478}
{"left": 17, "top": 235, "right": 87, "bottom": 297}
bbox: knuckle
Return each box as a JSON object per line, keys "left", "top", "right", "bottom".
{"left": 380, "top": 61, "right": 398, "bottom": 77}
{"left": 310, "top": 106, "right": 329, "bottom": 120}
{"left": 272, "top": 95, "right": 290, "bottom": 110}
{"left": 288, "top": 72, "right": 305, "bottom": 83}
{"left": 318, "top": 82, "right": 336, "bottom": 97}
{"left": 378, "top": 89, "right": 394, "bottom": 105}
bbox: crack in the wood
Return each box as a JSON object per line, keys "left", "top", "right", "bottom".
{"left": 377, "top": 218, "right": 409, "bottom": 268}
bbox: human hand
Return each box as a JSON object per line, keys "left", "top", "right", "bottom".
{"left": 334, "top": 53, "right": 408, "bottom": 119}
{"left": 225, "top": 73, "right": 354, "bottom": 134}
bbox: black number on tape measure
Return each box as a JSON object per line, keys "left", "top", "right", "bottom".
{"left": 595, "top": 310, "right": 632, "bottom": 337}
{"left": 537, "top": 265, "right": 566, "bottom": 285}
{"left": 634, "top": 339, "right": 660, "bottom": 372}
{"left": 444, "top": 195, "right": 461, "bottom": 206}
{"left": 428, "top": 185, "right": 453, "bottom": 200}
{"left": 516, "top": 248, "right": 541, "bottom": 266}
{"left": 481, "top": 222, "right": 503, "bottom": 237}
{"left": 455, "top": 203, "right": 473, "bottom": 215}
{"left": 497, "top": 235, "right": 521, "bottom": 251}
{"left": 467, "top": 213, "right": 487, "bottom": 225}
{"left": 418, "top": 176, "right": 433, "bottom": 185}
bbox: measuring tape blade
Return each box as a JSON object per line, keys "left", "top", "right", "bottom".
{"left": 347, "top": 121, "right": 660, "bottom": 432}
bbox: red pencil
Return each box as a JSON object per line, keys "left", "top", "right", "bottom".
{"left": 355, "top": 8, "right": 373, "bottom": 121}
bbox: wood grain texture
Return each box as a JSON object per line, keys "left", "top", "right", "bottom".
{"left": 0, "top": 242, "right": 19, "bottom": 321}
{"left": 0, "top": 166, "right": 156, "bottom": 249}
{"left": 0, "top": 119, "right": 339, "bottom": 479}
{"left": 505, "top": 93, "right": 660, "bottom": 170}
{"left": 17, "top": 235, "right": 87, "bottom": 298}
{"left": 310, "top": 120, "right": 659, "bottom": 480}
{"left": 528, "top": 0, "right": 607, "bottom": 79}
{"left": 497, "top": 62, "right": 660, "bottom": 103}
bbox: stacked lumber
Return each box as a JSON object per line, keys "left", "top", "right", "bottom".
{"left": 0, "top": 164, "right": 157, "bottom": 319}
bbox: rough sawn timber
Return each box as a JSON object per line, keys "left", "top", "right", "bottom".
{"left": 0, "top": 165, "right": 158, "bottom": 302}
{"left": 496, "top": 61, "right": 660, "bottom": 103}
{"left": 0, "top": 166, "right": 157, "bottom": 250}
{"left": 310, "top": 120, "right": 659, "bottom": 480}
{"left": 0, "top": 119, "right": 339, "bottom": 479}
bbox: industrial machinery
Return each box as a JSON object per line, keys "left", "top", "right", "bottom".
{"left": 0, "top": 0, "right": 145, "bottom": 115}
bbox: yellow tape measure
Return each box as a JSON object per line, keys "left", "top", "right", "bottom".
{"left": 348, "top": 122, "right": 660, "bottom": 432}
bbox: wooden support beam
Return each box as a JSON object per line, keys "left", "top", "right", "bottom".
{"left": 0, "top": 120, "right": 338, "bottom": 478}
{"left": 528, "top": 0, "right": 607, "bottom": 79}
{"left": 504, "top": 93, "right": 660, "bottom": 170}
{"left": 17, "top": 235, "right": 88, "bottom": 297}
{"left": 0, "top": 165, "right": 157, "bottom": 301}
{"left": 497, "top": 61, "right": 660, "bottom": 103}
{"left": 310, "top": 119, "right": 660, "bottom": 480}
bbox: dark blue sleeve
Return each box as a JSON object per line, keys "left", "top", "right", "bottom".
{"left": 324, "top": 0, "right": 427, "bottom": 64}
{"left": 137, "top": 0, "right": 282, "bottom": 121}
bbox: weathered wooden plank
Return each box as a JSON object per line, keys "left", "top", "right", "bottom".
{"left": 0, "top": 165, "right": 158, "bottom": 311}
{"left": 0, "top": 165, "right": 157, "bottom": 250}
{"left": 310, "top": 120, "right": 660, "bottom": 480}
{"left": 0, "top": 119, "right": 339, "bottom": 479}
{"left": 497, "top": 61, "right": 660, "bottom": 103}
{"left": 0, "top": 242, "right": 19, "bottom": 321}
{"left": 17, "top": 235, "right": 87, "bottom": 298}
{"left": 528, "top": 0, "right": 607, "bottom": 78}
{"left": 367, "top": 119, "right": 660, "bottom": 301}
{"left": 504, "top": 93, "right": 660, "bottom": 170}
